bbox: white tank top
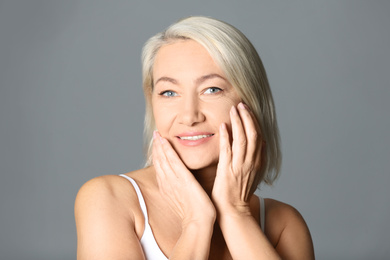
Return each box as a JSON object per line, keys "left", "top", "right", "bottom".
{"left": 120, "top": 174, "right": 265, "bottom": 260}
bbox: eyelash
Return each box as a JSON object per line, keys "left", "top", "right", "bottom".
{"left": 204, "top": 87, "right": 222, "bottom": 94}
{"left": 158, "top": 87, "right": 222, "bottom": 97}
{"left": 159, "top": 90, "right": 178, "bottom": 97}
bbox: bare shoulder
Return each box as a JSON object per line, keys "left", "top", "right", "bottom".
{"left": 265, "top": 199, "right": 307, "bottom": 229}
{"left": 75, "top": 174, "right": 138, "bottom": 222}
{"left": 265, "top": 199, "right": 315, "bottom": 260}
{"left": 74, "top": 170, "right": 149, "bottom": 260}
{"left": 75, "top": 175, "right": 129, "bottom": 202}
{"left": 75, "top": 168, "right": 153, "bottom": 215}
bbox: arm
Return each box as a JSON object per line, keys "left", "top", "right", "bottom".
{"left": 218, "top": 211, "right": 279, "bottom": 259}
{"left": 212, "top": 104, "right": 280, "bottom": 259}
{"left": 169, "top": 221, "right": 214, "bottom": 259}
{"left": 217, "top": 200, "right": 314, "bottom": 260}
{"left": 75, "top": 176, "right": 146, "bottom": 260}
{"left": 212, "top": 103, "right": 314, "bottom": 259}
{"left": 271, "top": 200, "right": 315, "bottom": 260}
{"left": 153, "top": 132, "right": 216, "bottom": 259}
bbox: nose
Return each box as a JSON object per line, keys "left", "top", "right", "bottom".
{"left": 177, "top": 96, "right": 205, "bottom": 126}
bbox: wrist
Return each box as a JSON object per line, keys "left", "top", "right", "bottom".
{"left": 170, "top": 217, "right": 215, "bottom": 260}
{"left": 213, "top": 199, "right": 252, "bottom": 217}
{"left": 181, "top": 219, "right": 215, "bottom": 245}
{"left": 182, "top": 215, "right": 215, "bottom": 230}
{"left": 217, "top": 211, "right": 256, "bottom": 234}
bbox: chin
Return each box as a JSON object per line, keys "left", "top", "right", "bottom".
{"left": 169, "top": 139, "right": 218, "bottom": 170}
{"left": 179, "top": 153, "right": 218, "bottom": 171}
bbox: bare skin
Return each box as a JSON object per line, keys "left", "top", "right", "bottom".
{"left": 75, "top": 40, "right": 315, "bottom": 259}
{"left": 75, "top": 169, "right": 314, "bottom": 259}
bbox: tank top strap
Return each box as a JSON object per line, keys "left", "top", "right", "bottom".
{"left": 259, "top": 196, "right": 265, "bottom": 232}
{"left": 119, "top": 174, "right": 149, "bottom": 222}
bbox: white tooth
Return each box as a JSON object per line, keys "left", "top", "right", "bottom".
{"left": 180, "top": 135, "right": 212, "bottom": 140}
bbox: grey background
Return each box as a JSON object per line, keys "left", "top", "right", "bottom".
{"left": 1, "top": 1, "right": 389, "bottom": 259}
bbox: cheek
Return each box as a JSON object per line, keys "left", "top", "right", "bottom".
{"left": 209, "top": 99, "right": 238, "bottom": 124}
{"left": 208, "top": 99, "right": 240, "bottom": 138}
{"left": 152, "top": 104, "right": 174, "bottom": 134}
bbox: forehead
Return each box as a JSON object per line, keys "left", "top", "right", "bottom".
{"left": 152, "top": 40, "right": 225, "bottom": 80}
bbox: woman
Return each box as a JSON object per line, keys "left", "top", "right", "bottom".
{"left": 75, "top": 16, "right": 315, "bottom": 259}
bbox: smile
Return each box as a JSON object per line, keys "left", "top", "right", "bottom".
{"left": 178, "top": 134, "right": 214, "bottom": 140}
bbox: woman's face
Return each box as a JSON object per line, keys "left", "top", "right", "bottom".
{"left": 152, "top": 40, "right": 241, "bottom": 170}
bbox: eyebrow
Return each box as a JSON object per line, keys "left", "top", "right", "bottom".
{"left": 154, "top": 76, "right": 178, "bottom": 86}
{"left": 195, "top": 74, "right": 227, "bottom": 85}
{"left": 154, "top": 73, "right": 227, "bottom": 86}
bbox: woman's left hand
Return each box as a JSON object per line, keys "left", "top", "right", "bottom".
{"left": 211, "top": 102, "right": 264, "bottom": 215}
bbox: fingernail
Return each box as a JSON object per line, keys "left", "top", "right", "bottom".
{"left": 153, "top": 131, "right": 157, "bottom": 139}
{"left": 220, "top": 123, "right": 226, "bottom": 130}
{"left": 238, "top": 102, "right": 246, "bottom": 110}
{"left": 231, "top": 105, "right": 238, "bottom": 116}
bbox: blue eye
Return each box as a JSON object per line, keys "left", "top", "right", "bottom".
{"left": 204, "top": 87, "right": 222, "bottom": 94}
{"left": 160, "top": 91, "right": 178, "bottom": 97}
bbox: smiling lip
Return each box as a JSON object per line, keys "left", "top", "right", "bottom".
{"left": 176, "top": 132, "right": 214, "bottom": 146}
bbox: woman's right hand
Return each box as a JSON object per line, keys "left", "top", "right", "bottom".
{"left": 153, "top": 131, "right": 216, "bottom": 259}
{"left": 152, "top": 131, "right": 216, "bottom": 228}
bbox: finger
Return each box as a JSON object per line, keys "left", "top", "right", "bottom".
{"left": 240, "top": 103, "right": 262, "bottom": 134}
{"left": 153, "top": 131, "right": 182, "bottom": 186}
{"left": 153, "top": 131, "right": 166, "bottom": 169}
{"left": 152, "top": 131, "right": 162, "bottom": 172}
{"left": 152, "top": 134, "right": 184, "bottom": 216}
{"left": 237, "top": 103, "right": 263, "bottom": 197}
{"left": 153, "top": 132, "right": 188, "bottom": 203}
{"left": 153, "top": 137, "right": 170, "bottom": 199}
{"left": 218, "top": 122, "right": 232, "bottom": 171}
{"left": 156, "top": 132, "right": 193, "bottom": 181}
{"left": 152, "top": 131, "right": 169, "bottom": 184}
{"left": 237, "top": 103, "right": 261, "bottom": 165}
{"left": 153, "top": 131, "right": 179, "bottom": 180}
{"left": 230, "top": 105, "right": 247, "bottom": 168}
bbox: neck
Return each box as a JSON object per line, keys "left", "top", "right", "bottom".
{"left": 191, "top": 164, "right": 217, "bottom": 197}
{"left": 150, "top": 164, "right": 218, "bottom": 197}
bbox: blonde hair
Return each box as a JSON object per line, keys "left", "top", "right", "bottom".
{"left": 141, "top": 16, "right": 281, "bottom": 188}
